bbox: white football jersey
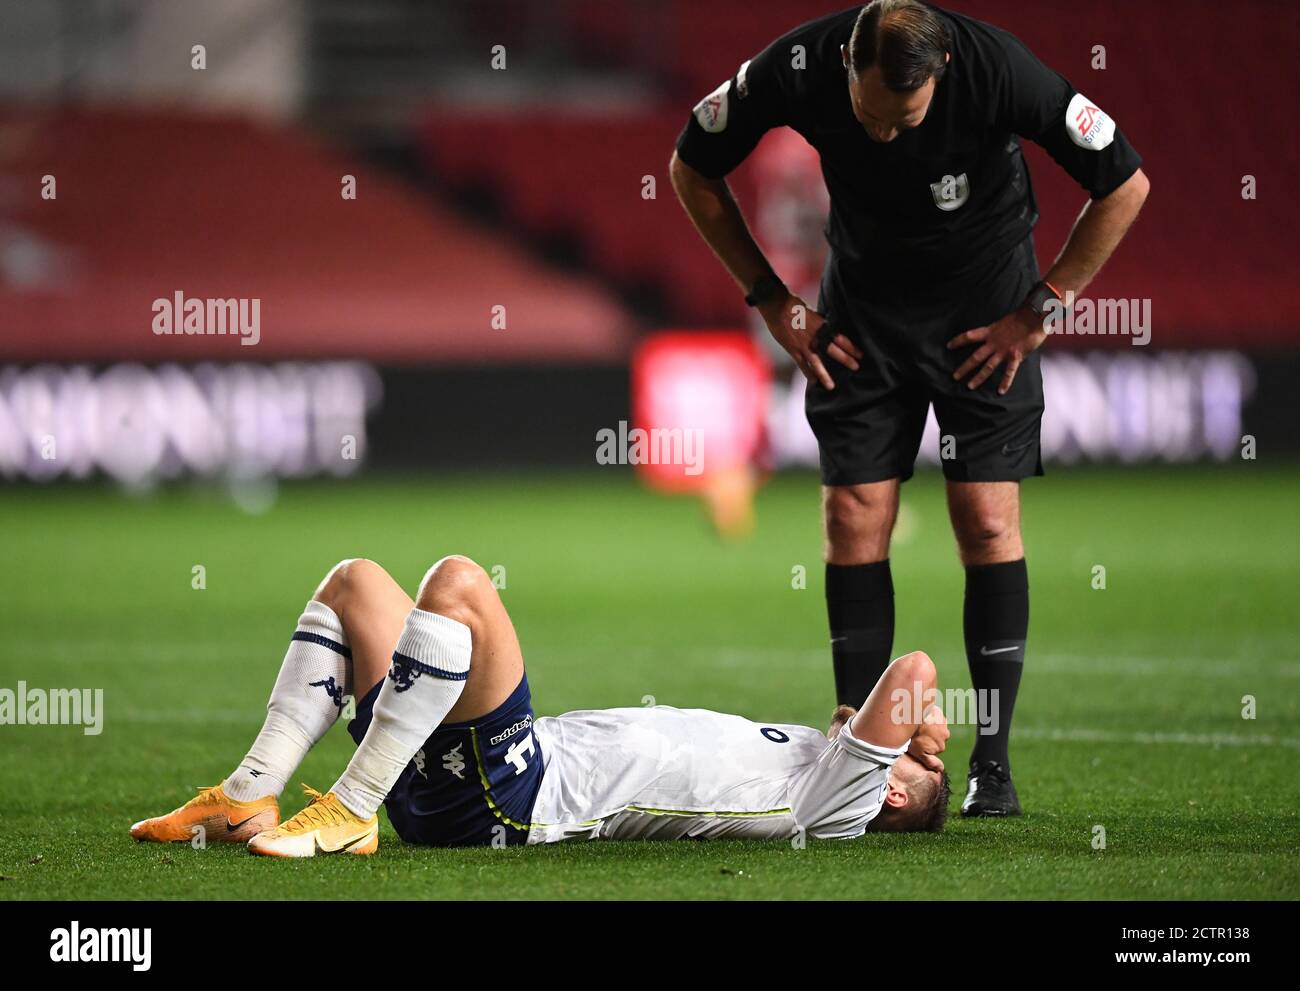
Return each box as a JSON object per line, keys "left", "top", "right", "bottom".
{"left": 526, "top": 704, "right": 907, "bottom": 844}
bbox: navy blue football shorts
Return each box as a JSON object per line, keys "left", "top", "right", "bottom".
{"left": 348, "top": 673, "right": 543, "bottom": 847}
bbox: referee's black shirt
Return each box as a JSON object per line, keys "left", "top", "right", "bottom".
{"left": 675, "top": 3, "right": 1143, "bottom": 290}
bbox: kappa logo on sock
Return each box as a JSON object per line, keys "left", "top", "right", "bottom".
{"left": 442, "top": 742, "right": 466, "bottom": 780}
{"left": 388, "top": 662, "right": 421, "bottom": 693}
{"left": 309, "top": 676, "right": 346, "bottom": 708}
{"left": 413, "top": 748, "right": 428, "bottom": 779}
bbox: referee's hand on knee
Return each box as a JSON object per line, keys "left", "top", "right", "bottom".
{"left": 758, "top": 292, "right": 863, "bottom": 390}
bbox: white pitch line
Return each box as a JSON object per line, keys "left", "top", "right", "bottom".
{"left": 113, "top": 708, "right": 263, "bottom": 726}
{"left": 0, "top": 641, "right": 260, "bottom": 663}
{"left": 1032, "top": 654, "right": 1300, "bottom": 679}
{"left": 1007, "top": 725, "right": 1300, "bottom": 751}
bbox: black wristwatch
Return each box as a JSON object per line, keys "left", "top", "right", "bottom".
{"left": 744, "top": 273, "right": 788, "bottom": 308}
{"left": 1023, "top": 279, "right": 1063, "bottom": 319}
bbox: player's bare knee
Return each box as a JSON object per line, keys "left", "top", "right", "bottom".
{"left": 891, "top": 650, "right": 935, "bottom": 683}
{"left": 415, "top": 555, "right": 492, "bottom": 623}
{"left": 313, "top": 557, "right": 385, "bottom": 610}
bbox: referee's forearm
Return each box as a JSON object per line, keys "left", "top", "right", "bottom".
{"left": 669, "top": 152, "right": 777, "bottom": 296}
{"left": 1043, "top": 168, "right": 1150, "bottom": 297}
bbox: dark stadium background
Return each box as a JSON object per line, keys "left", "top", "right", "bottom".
{"left": 1, "top": 1, "right": 1297, "bottom": 904}
{"left": 3, "top": 0, "right": 1297, "bottom": 477}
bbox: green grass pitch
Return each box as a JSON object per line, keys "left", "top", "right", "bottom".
{"left": 1, "top": 467, "right": 1297, "bottom": 900}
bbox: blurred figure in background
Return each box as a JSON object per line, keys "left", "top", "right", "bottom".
{"left": 701, "top": 128, "right": 830, "bottom": 540}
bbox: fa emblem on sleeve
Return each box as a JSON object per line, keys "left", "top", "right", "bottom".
{"left": 930, "top": 172, "right": 970, "bottom": 212}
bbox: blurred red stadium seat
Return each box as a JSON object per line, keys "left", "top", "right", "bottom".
{"left": 424, "top": 0, "right": 1299, "bottom": 348}
{"left": 0, "top": 106, "right": 634, "bottom": 363}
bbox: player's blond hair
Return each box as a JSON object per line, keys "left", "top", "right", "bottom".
{"left": 867, "top": 769, "right": 951, "bottom": 833}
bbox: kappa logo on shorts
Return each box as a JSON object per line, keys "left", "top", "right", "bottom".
{"left": 442, "top": 742, "right": 466, "bottom": 780}
{"left": 930, "top": 172, "right": 970, "bottom": 211}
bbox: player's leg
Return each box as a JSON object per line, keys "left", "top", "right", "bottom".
{"left": 129, "top": 558, "right": 407, "bottom": 843}
{"left": 249, "top": 555, "right": 525, "bottom": 857}
{"left": 417, "top": 555, "right": 525, "bottom": 724}
{"left": 317, "top": 557, "right": 416, "bottom": 707}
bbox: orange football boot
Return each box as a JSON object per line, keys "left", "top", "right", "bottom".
{"left": 247, "top": 785, "right": 378, "bottom": 858}
{"left": 130, "top": 784, "right": 279, "bottom": 843}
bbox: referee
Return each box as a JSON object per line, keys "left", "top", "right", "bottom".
{"left": 670, "top": 0, "right": 1148, "bottom": 815}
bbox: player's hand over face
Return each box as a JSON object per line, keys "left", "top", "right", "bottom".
{"left": 947, "top": 304, "right": 1048, "bottom": 395}
{"left": 907, "top": 703, "right": 950, "bottom": 772}
{"left": 758, "top": 293, "right": 863, "bottom": 391}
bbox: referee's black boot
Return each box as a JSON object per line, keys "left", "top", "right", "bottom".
{"left": 961, "top": 759, "right": 1021, "bottom": 817}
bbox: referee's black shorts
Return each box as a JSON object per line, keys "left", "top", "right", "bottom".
{"left": 807, "top": 236, "right": 1045, "bottom": 487}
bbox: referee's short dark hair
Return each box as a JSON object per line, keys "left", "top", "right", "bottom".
{"left": 848, "top": 0, "right": 952, "bottom": 92}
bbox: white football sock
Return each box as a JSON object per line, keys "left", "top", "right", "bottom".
{"left": 332, "top": 609, "right": 471, "bottom": 818}
{"left": 223, "top": 600, "right": 352, "bottom": 802}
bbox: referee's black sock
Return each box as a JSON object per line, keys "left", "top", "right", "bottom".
{"left": 964, "top": 559, "right": 1029, "bottom": 771}
{"left": 826, "top": 561, "right": 895, "bottom": 707}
